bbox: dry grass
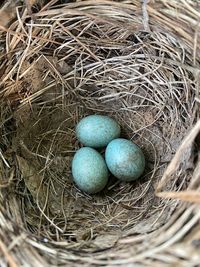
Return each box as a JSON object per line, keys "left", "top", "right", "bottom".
{"left": 0, "top": 0, "right": 200, "bottom": 266}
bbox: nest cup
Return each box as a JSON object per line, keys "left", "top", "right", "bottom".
{"left": 0, "top": 1, "right": 200, "bottom": 266}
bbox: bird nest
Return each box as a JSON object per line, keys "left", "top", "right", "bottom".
{"left": 0, "top": 1, "right": 200, "bottom": 266}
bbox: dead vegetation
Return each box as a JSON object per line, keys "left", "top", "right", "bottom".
{"left": 0, "top": 0, "right": 200, "bottom": 266}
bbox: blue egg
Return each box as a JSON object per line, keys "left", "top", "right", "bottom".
{"left": 72, "top": 147, "right": 109, "bottom": 194}
{"left": 105, "top": 138, "right": 145, "bottom": 182}
{"left": 76, "top": 115, "right": 120, "bottom": 148}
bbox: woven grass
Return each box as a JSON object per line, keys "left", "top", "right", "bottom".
{"left": 0, "top": 0, "right": 200, "bottom": 266}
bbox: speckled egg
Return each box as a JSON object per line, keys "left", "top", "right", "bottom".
{"left": 105, "top": 138, "right": 145, "bottom": 182}
{"left": 72, "top": 147, "right": 109, "bottom": 194}
{"left": 76, "top": 115, "right": 120, "bottom": 148}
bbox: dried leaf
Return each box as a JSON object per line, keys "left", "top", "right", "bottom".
{"left": 0, "top": 1, "right": 18, "bottom": 28}
{"left": 156, "top": 120, "right": 200, "bottom": 192}
{"left": 93, "top": 234, "right": 119, "bottom": 249}
{"left": 16, "top": 156, "right": 47, "bottom": 208}
{"left": 26, "top": 0, "right": 39, "bottom": 6}
{"left": 126, "top": 210, "right": 171, "bottom": 234}
{"left": 17, "top": 155, "right": 74, "bottom": 217}
{"left": 157, "top": 190, "right": 200, "bottom": 203}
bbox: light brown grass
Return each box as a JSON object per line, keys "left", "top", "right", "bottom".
{"left": 0, "top": 0, "right": 200, "bottom": 266}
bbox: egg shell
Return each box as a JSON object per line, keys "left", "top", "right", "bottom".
{"left": 76, "top": 115, "right": 120, "bottom": 148}
{"left": 72, "top": 147, "right": 109, "bottom": 194}
{"left": 105, "top": 138, "right": 145, "bottom": 182}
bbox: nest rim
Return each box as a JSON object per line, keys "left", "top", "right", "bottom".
{"left": 0, "top": 1, "right": 200, "bottom": 266}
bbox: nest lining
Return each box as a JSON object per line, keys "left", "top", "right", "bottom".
{"left": 0, "top": 1, "right": 200, "bottom": 266}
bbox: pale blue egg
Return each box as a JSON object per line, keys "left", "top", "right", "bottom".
{"left": 105, "top": 138, "right": 145, "bottom": 182}
{"left": 72, "top": 147, "right": 109, "bottom": 194}
{"left": 76, "top": 115, "right": 120, "bottom": 148}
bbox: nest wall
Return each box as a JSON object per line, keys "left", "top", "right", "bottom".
{"left": 0, "top": 1, "right": 200, "bottom": 266}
